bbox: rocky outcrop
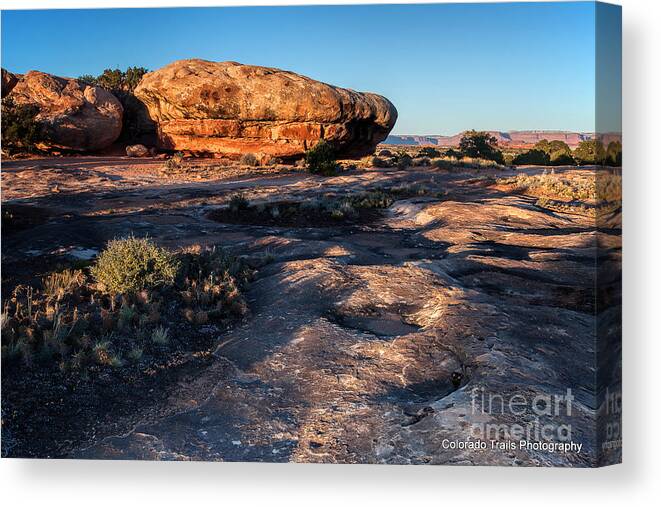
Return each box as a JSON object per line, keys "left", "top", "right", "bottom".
{"left": 134, "top": 59, "right": 397, "bottom": 159}
{"left": 126, "top": 144, "right": 150, "bottom": 157}
{"left": 2, "top": 68, "right": 19, "bottom": 98}
{"left": 8, "top": 71, "right": 123, "bottom": 151}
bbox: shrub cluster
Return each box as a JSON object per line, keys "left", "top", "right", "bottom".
{"left": 1, "top": 97, "right": 42, "bottom": 155}
{"left": 304, "top": 140, "right": 340, "bottom": 176}
{"left": 91, "top": 236, "right": 180, "bottom": 294}
{"left": 458, "top": 130, "right": 505, "bottom": 164}
{"left": 510, "top": 139, "right": 622, "bottom": 167}
{"left": 2, "top": 239, "right": 250, "bottom": 375}
{"left": 240, "top": 153, "right": 259, "bottom": 167}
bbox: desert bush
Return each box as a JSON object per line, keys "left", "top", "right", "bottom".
{"left": 418, "top": 147, "right": 441, "bottom": 158}
{"left": 512, "top": 149, "right": 551, "bottom": 166}
{"left": 443, "top": 148, "right": 462, "bottom": 159}
{"left": 395, "top": 152, "right": 412, "bottom": 169}
{"left": 371, "top": 156, "right": 392, "bottom": 168}
{"left": 1, "top": 97, "right": 42, "bottom": 155}
{"left": 498, "top": 171, "right": 596, "bottom": 200}
{"left": 164, "top": 152, "right": 184, "bottom": 170}
{"left": 605, "top": 141, "right": 622, "bottom": 167}
{"left": 531, "top": 139, "right": 575, "bottom": 166}
{"left": 240, "top": 153, "right": 259, "bottom": 167}
{"left": 79, "top": 67, "right": 148, "bottom": 93}
{"left": 151, "top": 326, "right": 169, "bottom": 345}
{"left": 305, "top": 140, "right": 339, "bottom": 176}
{"left": 411, "top": 156, "right": 431, "bottom": 167}
{"left": 42, "top": 270, "right": 86, "bottom": 301}
{"left": 378, "top": 149, "right": 393, "bottom": 157}
{"left": 458, "top": 130, "right": 504, "bottom": 163}
{"left": 573, "top": 140, "right": 606, "bottom": 165}
{"left": 549, "top": 152, "right": 576, "bottom": 166}
{"left": 228, "top": 193, "right": 250, "bottom": 213}
{"left": 431, "top": 157, "right": 455, "bottom": 170}
{"left": 91, "top": 237, "right": 180, "bottom": 294}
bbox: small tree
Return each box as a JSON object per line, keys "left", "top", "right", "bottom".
{"left": 304, "top": 140, "right": 339, "bottom": 176}
{"left": 532, "top": 139, "right": 574, "bottom": 166}
{"left": 512, "top": 149, "right": 550, "bottom": 166}
{"left": 606, "top": 140, "right": 622, "bottom": 167}
{"left": 458, "top": 130, "right": 504, "bottom": 163}
{"left": 1, "top": 97, "right": 42, "bottom": 155}
{"left": 573, "top": 140, "right": 606, "bottom": 165}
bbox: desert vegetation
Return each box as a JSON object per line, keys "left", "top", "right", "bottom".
{"left": 209, "top": 188, "right": 427, "bottom": 227}
{"left": 1, "top": 238, "right": 250, "bottom": 376}
{"left": 305, "top": 140, "right": 340, "bottom": 176}
{"left": 458, "top": 130, "right": 506, "bottom": 163}
{"left": 0, "top": 96, "right": 42, "bottom": 156}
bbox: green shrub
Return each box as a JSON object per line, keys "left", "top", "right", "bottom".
{"left": 512, "top": 149, "right": 551, "bottom": 166}
{"left": 305, "top": 140, "right": 339, "bottom": 176}
{"left": 531, "top": 139, "right": 574, "bottom": 166}
{"left": 1, "top": 97, "right": 42, "bottom": 155}
{"left": 444, "top": 148, "right": 462, "bottom": 159}
{"left": 92, "top": 237, "right": 180, "bottom": 294}
{"left": 395, "top": 151, "right": 412, "bottom": 169}
{"left": 549, "top": 152, "right": 576, "bottom": 166}
{"left": 606, "top": 140, "right": 622, "bottom": 166}
{"left": 418, "top": 147, "right": 441, "bottom": 158}
{"left": 458, "top": 130, "right": 504, "bottom": 163}
{"left": 573, "top": 140, "right": 606, "bottom": 165}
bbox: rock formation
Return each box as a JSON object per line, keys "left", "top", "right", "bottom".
{"left": 125, "top": 144, "right": 150, "bottom": 157}
{"left": 2, "top": 68, "right": 19, "bottom": 98}
{"left": 8, "top": 71, "right": 123, "bottom": 152}
{"left": 134, "top": 59, "right": 397, "bottom": 159}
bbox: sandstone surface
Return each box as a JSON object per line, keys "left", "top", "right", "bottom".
{"left": 134, "top": 59, "right": 397, "bottom": 159}
{"left": 1, "top": 68, "right": 19, "bottom": 98}
{"left": 126, "top": 144, "right": 150, "bottom": 157}
{"left": 8, "top": 71, "right": 123, "bottom": 151}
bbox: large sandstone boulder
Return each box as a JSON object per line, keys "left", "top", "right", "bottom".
{"left": 8, "top": 71, "right": 123, "bottom": 151}
{"left": 2, "top": 68, "right": 19, "bottom": 98}
{"left": 134, "top": 59, "right": 397, "bottom": 159}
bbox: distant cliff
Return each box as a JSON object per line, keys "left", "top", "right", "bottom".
{"left": 385, "top": 130, "right": 596, "bottom": 148}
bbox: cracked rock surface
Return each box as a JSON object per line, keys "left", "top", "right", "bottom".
{"left": 2, "top": 158, "right": 617, "bottom": 465}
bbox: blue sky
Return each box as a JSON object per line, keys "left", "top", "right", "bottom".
{"left": 1, "top": 3, "right": 620, "bottom": 134}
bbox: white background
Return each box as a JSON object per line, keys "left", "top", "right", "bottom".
{"left": 0, "top": 0, "right": 659, "bottom": 505}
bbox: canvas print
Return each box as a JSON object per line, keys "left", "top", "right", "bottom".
{"left": 0, "top": 2, "right": 621, "bottom": 466}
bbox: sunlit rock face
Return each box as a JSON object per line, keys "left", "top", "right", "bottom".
{"left": 2, "top": 68, "right": 19, "bottom": 97}
{"left": 8, "top": 71, "right": 123, "bottom": 152}
{"left": 134, "top": 59, "right": 397, "bottom": 159}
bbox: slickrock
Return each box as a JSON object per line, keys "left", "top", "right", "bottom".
{"left": 134, "top": 59, "right": 397, "bottom": 159}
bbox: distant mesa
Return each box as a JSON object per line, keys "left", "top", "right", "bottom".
{"left": 386, "top": 131, "right": 596, "bottom": 149}
{"left": 5, "top": 69, "right": 123, "bottom": 151}
{"left": 134, "top": 59, "right": 398, "bottom": 159}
